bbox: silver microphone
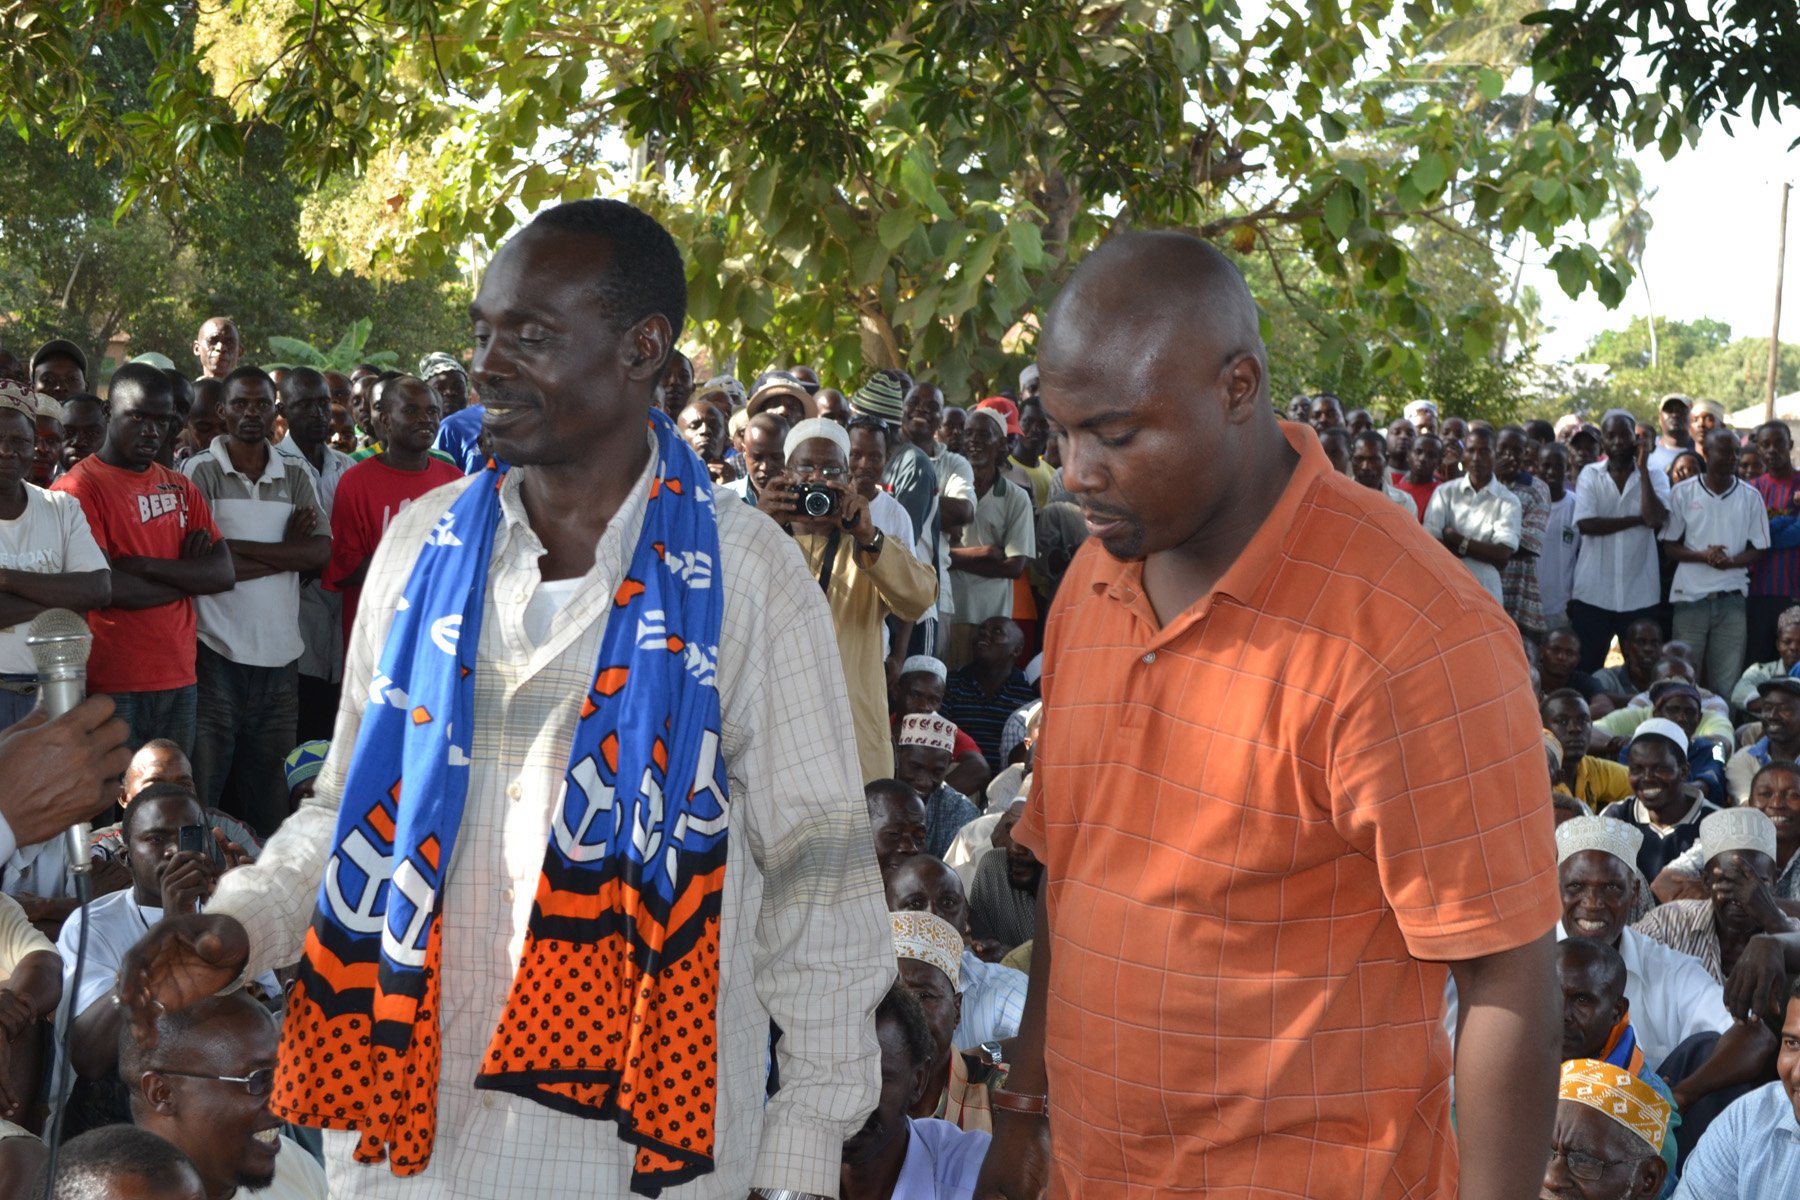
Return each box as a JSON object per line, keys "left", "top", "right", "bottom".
{"left": 25, "top": 609, "right": 95, "bottom": 874}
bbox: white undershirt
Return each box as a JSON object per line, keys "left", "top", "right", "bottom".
{"left": 523, "top": 578, "right": 583, "bottom": 646}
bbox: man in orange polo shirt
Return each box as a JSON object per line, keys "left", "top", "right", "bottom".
{"left": 975, "top": 234, "right": 1562, "bottom": 1200}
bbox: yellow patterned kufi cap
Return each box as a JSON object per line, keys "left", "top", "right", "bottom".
{"left": 1558, "top": 1058, "right": 1671, "bottom": 1154}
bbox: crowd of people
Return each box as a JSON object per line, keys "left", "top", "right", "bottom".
{"left": 0, "top": 199, "right": 1791, "bottom": 1200}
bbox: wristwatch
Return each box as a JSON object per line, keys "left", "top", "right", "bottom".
{"left": 856, "top": 528, "right": 885, "bottom": 556}
{"left": 978, "top": 1039, "right": 1007, "bottom": 1068}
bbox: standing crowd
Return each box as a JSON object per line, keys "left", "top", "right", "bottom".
{"left": 0, "top": 200, "right": 1790, "bottom": 1200}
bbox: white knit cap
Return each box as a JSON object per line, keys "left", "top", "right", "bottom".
{"left": 969, "top": 406, "right": 1008, "bottom": 438}
{"left": 1629, "top": 717, "right": 1689, "bottom": 760}
{"left": 898, "top": 655, "right": 948, "bottom": 682}
{"left": 1403, "top": 400, "right": 1439, "bottom": 421}
{"left": 897, "top": 712, "right": 957, "bottom": 754}
{"left": 891, "top": 910, "right": 964, "bottom": 991}
{"left": 1555, "top": 815, "right": 1646, "bottom": 868}
{"left": 783, "top": 416, "right": 850, "bottom": 461}
{"left": 1700, "top": 807, "right": 1778, "bottom": 863}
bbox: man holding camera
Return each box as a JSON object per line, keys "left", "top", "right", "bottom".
{"left": 54, "top": 783, "right": 273, "bottom": 1131}
{"left": 759, "top": 417, "right": 937, "bottom": 782}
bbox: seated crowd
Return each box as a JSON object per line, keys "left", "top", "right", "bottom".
{"left": 2, "top": 326, "right": 1800, "bottom": 1198}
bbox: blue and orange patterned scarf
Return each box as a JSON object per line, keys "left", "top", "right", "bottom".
{"left": 273, "top": 411, "right": 730, "bottom": 1196}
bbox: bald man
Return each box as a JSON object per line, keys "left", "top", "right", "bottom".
{"left": 984, "top": 233, "right": 1560, "bottom": 1200}
{"left": 191, "top": 318, "right": 240, "bottom": 382}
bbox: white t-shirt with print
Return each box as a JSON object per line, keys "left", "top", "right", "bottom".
{"left": 0, "top": 486, "right": 107, "bottom": 674}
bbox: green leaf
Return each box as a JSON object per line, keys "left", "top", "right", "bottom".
{"left": 1320, "top": 112, "right": 1346, "bottom": 143}
{"left": 850, "top": 237, "right": 890, "bottom": 288}
{"left": 1408, "top": 152, "right": 1448, "bottom": 195}
{"left": 878, "top": 207, "right": 919, "bottom": 250}
{"left": 1549, "top": 248, "right": 1586, "bottom": 298}
{"left": 1460, "top": 323, "right": 1492, "bottom": 360}
{"left": 1007, "top": 219, "right": 1046, "bottom": 269}
{"left": 900, "top": 153, "right": 953, "bottom": 222}
{"left": 1323, "top": 186, "right": 1354, "bottom": 240}
{"left": 1476, "top": 68, "right": 1504, "bottom": 102}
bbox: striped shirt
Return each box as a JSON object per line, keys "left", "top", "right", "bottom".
{"left": 209, "top": 431, "right": 893, "bottom": 1199}
{"left": 954, "top": 949, "right": 1027, "bottom": 1047}
{"left": 1633, "top": 899, "right": 1725, "bottom": 982}
{"left": 1672, "top": 1080, "right": 1800, "bottom": 1199}
{"left": 183, "top": 437, "right": 328, "bottom": 667}
{"left": 1751, "top": 472, "right": 1800, "bottom": 597}
{"left": 941, "top": 667, "right": 1039, "bottom": 767}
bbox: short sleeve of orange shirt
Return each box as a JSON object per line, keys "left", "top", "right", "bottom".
{"left": 1015, "top": 422, "right": 1560, "bottom": 1200}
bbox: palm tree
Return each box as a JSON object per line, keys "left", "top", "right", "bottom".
{"left": 1606, "top": 166, "right": 1659, "bottom": 367}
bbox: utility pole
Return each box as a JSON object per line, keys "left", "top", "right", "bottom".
{"left": 1769, "top": 181, "right": 1791, "bottom": 422}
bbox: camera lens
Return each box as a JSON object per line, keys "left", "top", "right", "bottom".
{"left": 803, "top": 488, "right": 834, "bottom": 518}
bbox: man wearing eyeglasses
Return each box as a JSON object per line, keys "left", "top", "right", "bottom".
{"left": 757, "top": 418, "right": 936, "bottom": 782}
{"left": 54, "top": 784, "right": 274, "bottom": 1118}
{"left": 121, "top": 988, "right": 327, "bottom": 1199}
{"left": 1543, "top": 1058, "right": 1671, "bottom": 1200}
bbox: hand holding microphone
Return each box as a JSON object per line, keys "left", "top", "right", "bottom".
{"left": 8, "top": 611, "right": 130, "bottom": 861}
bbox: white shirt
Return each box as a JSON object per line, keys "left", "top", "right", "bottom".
{"left": 274, "top": 439, "right": 356, "bottom": 519}
{"left": 1, "top": 838, "right": 74, "bottom": 900}
{"left": 0, "top": 486, "right": 108, "bottom": 674}
{"left": 1572, "top": 462, "right": 1671, "bottom": 612}
{"left": 1423, "top": 475, "right": 1522, "bottom": 604}
{"left": 872, "top": 490, "right": 922, "bottom": 659}
{"left": 926, "top": 450, "right": 976, "bottom": 623}
{"left": 209, "top": 434, "right": 893, "bottom": 1200}
{"left": 183, "top": 438, "right": 329, "bottom": 667}
{"left": 892, "top": 1118, "right": 990, "bottom": 1200}
{"left": 1662, "top": 476, "right": 1771, "bottom": 601}
{"left": 951, "top": 477, "right": 1034, "bottom": 627}
{"left": 954, "top": 949, "right": 1026, "bottom": 1047}
{"left": 56, "top": 891, "right": 162, "bottom": 1023}
{"left": 264, "top": 1136, "right": 330, "bottom": 1200}
{"left": 55, "top": 892, "right": 280, "bottom": 1025}
{"left": 1539, "top": 490, "right": 1581, "bottom": 621}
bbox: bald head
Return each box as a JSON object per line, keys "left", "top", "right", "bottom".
{"left": 1042, "top": 233, "right": 1264, "bottom": 388}
{"left": 1037, "top": 231, "right": 1286, "bottom": 564}
{"left": 884, "top": 852, "right": 970, "bottom": 935}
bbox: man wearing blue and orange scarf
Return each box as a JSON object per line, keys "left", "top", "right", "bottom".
{"left": 118, "top": 199, "right": 894, "bottom": 1200}
{"left": 1557, "top": 938, "right": 1680, "bottom": 1192}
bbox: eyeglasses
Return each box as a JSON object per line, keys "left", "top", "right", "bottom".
{"left": 788, "top": 464, "right": 846, "bottom": 481}
{"left": 153, "top": 1067, "right": 276, "bottom": 1097}
{"left": 1547, "top": 1146, "right": 1649, "bottom": 1181}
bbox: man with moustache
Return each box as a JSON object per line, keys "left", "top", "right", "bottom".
{"left": 118, "top": 199, "right": 891, "bottom": 1200}
{"left": 182, "top": 367, "right": 330, "bottom": 835}
{"left": 979, "top": 233, "right": 1559, "bottom": 1200}
{"left": 192, "top": 318, "right": 242, "bottom": 382}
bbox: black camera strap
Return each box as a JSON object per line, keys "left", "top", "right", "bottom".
{"left": 816, "top": 527, "right": 843, "bottom": 594}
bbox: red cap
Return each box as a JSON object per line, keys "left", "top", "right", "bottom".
{"left": 975, "top": 396, "right": 1021, "bottom": 435}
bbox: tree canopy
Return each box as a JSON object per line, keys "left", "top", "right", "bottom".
{"left": 1578, "top": 316, "right": 1800, "bottom": 416}
{"left": 2, "top": 1, "right": 1666, "bottom": 401}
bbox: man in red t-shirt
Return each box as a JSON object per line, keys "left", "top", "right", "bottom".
{"left": 52, "top": 364, "right": 235, "bottom": 751}
{"left": 1394, "top": 430, "right": 1444, "bottom": 522}
{"left": 325, "top": 375, "right": 462, "bottom": 641}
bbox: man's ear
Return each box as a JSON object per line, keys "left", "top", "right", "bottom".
{"left": 140, "top": 1070, "right": 177, "bottom": 1116}
{"left": 905, "top": 1059, "right": 930, "bottom": 1110}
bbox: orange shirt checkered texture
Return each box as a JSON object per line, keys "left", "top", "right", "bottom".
{"left": 1015, "top": 422, "right": 1561, "bottom": 1199}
